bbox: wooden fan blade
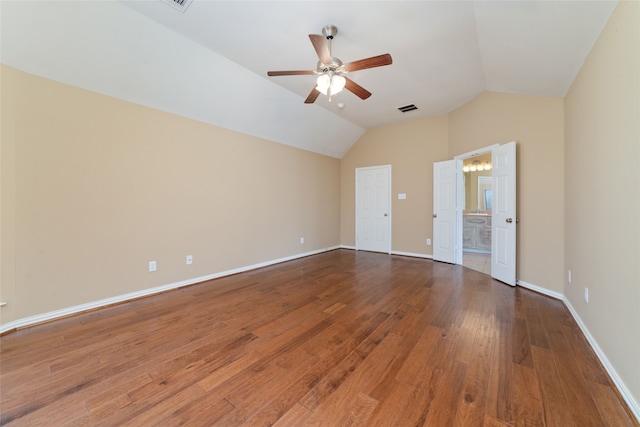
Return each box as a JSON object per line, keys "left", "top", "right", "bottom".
{"left": 344, "top": 77, "right": 371, "bottom": 100}
{"left": 309, "top": 34, "right": 332, "bottom": 64}
{"left": 304, "top": 88, "right": 321, "bottom": 104}
{"left": 267, "top": 70, "right": 315, "bottom": 76}
{"left": 343, "top": 53, "right": 392, "bottom": 72}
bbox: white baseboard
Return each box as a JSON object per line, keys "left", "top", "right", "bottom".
{"left": 516, "top": 277, "right": 640, "bottom": 421}
{"left": 0, "top": 246, "right": 340, "bottom": 335}
{"left": 339, "top": 246, "right": 433, "bottom": 260}
{"left": 516, "top": 279, "right": 563, "bottom": 300}
{"left": 515, "top": 279, "right": 638, "bottom": 421}
{"left": 391, "top": 250, "right": 433, "bottom": 259}
{"left": 562, "top": 297, "right": 640, "bottom": 422}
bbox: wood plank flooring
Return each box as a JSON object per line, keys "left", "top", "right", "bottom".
{"left": 1, "top": 249, "right": 636, "bottom": 426}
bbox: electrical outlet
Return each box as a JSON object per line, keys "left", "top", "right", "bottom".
{"left": 568, "top": 270, "right": 572, "bottom": 283}
{"left": 149, "top": 261, "right": 157, "bottom": 272}
{"left": 584, "top": 288, "right": 589, "bottom": 303}
{"left": 186, "top": 255, "right": 193, "bottom": 265}
{"left": 426, "top": 238, "right": 432, "bottom": 245}
{"left": 300, "top": 237, "right": 304, "bottom": 244}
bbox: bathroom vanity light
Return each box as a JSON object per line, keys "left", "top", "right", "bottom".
{"left": 463, "top": 160, "right": 492, "bottom": 173}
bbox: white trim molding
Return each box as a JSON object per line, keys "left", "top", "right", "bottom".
{"left": 563, "top": 297, "right": 640, "bottom": 422}
{"left": 0, "top": 246, "right": 340, "bottom": 335}
{"left": 339, "top": 246, "right": 434, "bottom": 260}
{"left": 391, "top": 250, "right": 433, "bottom": 259}
{"left": 516, "top": 279, "right": 563, "bottom": 300}
{"left": 518, "top": 279, "right": 638, "bottom": 420}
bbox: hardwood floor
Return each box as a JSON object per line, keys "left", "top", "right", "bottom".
{"left": 1, "top": 249, "right": 636, "bottom": 426}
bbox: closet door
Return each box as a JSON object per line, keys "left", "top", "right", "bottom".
{"left": 356, "top": 165, "right": 391, "bottom": 253}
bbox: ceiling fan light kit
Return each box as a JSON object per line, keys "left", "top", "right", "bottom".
{"left": 267, "top": 25, "right": 392, "bottom": 104}
{"left": 316, "top": 72, "right": 346, "bottom": 96}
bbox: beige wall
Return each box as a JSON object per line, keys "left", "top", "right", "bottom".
{"left": 0, "top": 65, "right": 340, "bottom": 323}
{"left": 565, "top": 1, "right": 640, "bottom": 406}
{"left": 1, "top": 65, "right": 18, "bottom": 325}
{"left": 449, "top": 92, "right": 565, "bottom": 293}
{"left": 341, "top": 93, "right": 565, "bottom": 293}
{"left": 340, "top": 116, "right": 449, "bottom": 255}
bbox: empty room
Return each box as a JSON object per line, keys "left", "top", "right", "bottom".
{"left": 1, "top": 1, "right": 638, "bottom": 425}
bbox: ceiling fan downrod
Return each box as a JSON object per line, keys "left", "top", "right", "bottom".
{"left": 322, "top": 25, "right": 337, "bottom": 40}
{"left": 322, "top": 25, "right": 338, "bottom": 58}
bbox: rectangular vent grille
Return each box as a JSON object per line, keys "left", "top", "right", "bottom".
{"left": 398, "top": 104, "right": 418, "bottom": 113}
{"left": 162, "top": 0, "right": 193, "bottom": 12}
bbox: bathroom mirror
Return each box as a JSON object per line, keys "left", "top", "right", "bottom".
{"left": 478, "top": 176, "right": 492, "bottom": 210}
{"left": 463, "top": 153, "right": 492, "bottom": 211}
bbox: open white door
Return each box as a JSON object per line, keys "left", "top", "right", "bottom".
{"left": 433, "top": 160, "right": 461, "bottom": 263}
{"left": 491, "top": 141, "right": 517, "bottom": 285}
{"left": 356, "top": 165, "right": 391, "bottom": 253}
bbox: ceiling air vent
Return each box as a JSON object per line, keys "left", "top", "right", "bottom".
{"left": 162, "top": 0, "right": 193, "bottom": 13}
{"left": 398, "top": 104, "right": 418, "bottom": 113}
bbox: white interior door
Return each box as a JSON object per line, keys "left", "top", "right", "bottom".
{"left": 491, "top": 141, "right": 517, "bottom": 285}
{"left": 356, "top": 165, "right": 391, "bottom": 253}
{"left": 433, "top": 160, "right": 460, "bottom": 263}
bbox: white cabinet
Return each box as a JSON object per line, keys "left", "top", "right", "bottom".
{"left": 463, "top": 215, "right": 492, "bottom": 252}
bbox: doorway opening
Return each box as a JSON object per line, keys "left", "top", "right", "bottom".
{"left": 461, "top": 153, "right": 492, "bottom": 274}
{"left": 454, "top": 146, "right": 498, "bottom": 275}
{"left": 435, "top": 142, "right": 516, "bottom": 285}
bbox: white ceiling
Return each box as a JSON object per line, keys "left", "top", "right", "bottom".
{"left": 1, "top": 1, "right": 617, "bottom": 158}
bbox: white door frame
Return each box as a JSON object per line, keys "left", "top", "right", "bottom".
{"left": 453, "top": 144, "right": 499, "bottom": 265}
{"left": 355, "top": 165, "right": 392, "bottom": 254}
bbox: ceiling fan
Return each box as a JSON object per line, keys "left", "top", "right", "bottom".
{"left": 267, "top": 25, "right": 392, "bottom": 104}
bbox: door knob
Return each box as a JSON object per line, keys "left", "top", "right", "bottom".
{"left": 506, "top": 218, "right": 513, "bottom": 223}
{"left": 433, "top": 214, "right": 437, "bottom": 218}
{"left": 384, "top": 213, "right": 388, "bottom": 217}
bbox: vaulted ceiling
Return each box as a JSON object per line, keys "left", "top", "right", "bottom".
{"left": 1, "top": 1, "right": 617, "bottom": 158}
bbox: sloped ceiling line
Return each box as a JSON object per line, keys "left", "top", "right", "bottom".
{"left": 1, "top": 0, "right": 617, "bottom": 158}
